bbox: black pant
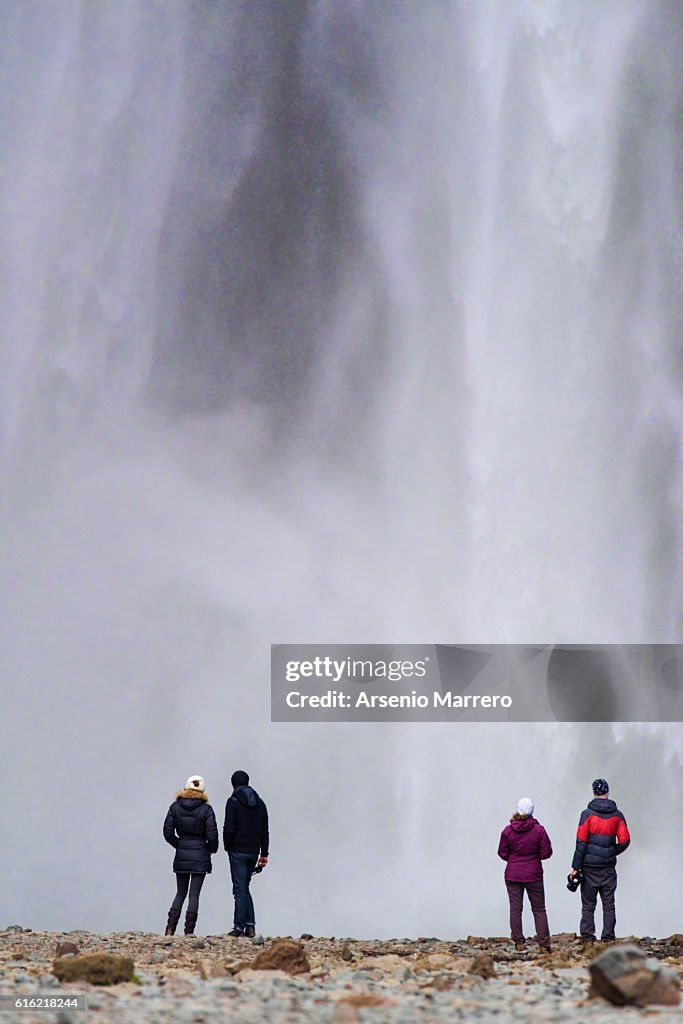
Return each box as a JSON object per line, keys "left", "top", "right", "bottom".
{"left": 580, "top": 866, "right": 617, "bottom": 941}
{"left": 170, "top": 872, "right": 205, "bottom": 925}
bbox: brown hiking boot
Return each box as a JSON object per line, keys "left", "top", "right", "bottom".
{"left": 165, "top": 908, "right": 180, "bottom": 936}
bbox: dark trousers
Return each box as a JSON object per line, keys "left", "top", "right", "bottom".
{"left": 505, "top": 880, "right": 550, "bottom": 944}
{"left": 580, "top": 866, "right": 617, "bottom": 941}
{"left": 228, "top": 851, "right": 258, "bottom": 931}
{"left": 169, "top": 872, "right": 205, "bottom": 933}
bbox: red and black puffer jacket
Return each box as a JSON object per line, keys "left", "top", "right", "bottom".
{"left": 572, "top": 797, "right": 630, "bottom": 871}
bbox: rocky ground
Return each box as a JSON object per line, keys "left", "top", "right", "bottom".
{"left": 1, "top": 926, "right": 681, "bottom": 1023}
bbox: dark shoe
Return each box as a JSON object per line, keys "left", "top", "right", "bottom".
{"left": 228, "top": 928, "right": 244, "bottom": 937}
{"left": 184, "top": 911, "right": 197, "bottom": 936}
{"left": 245, "top": 926, "right": 256, "bottom": 939}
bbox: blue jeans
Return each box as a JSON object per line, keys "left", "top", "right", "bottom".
{"left": 228, "top": 851, "right": 258, "bottom": 931}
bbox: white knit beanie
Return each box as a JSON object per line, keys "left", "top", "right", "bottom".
{"left": 517, "top": 797, "right": 534, "bottom": 816}
{"left": 185, "top": 775, "right": 206, "bottom": 793}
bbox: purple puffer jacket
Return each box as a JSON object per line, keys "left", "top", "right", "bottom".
{"left": 498, "top": 817, "right": 553, "bottom": 882}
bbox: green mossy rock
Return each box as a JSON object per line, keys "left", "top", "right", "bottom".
{"left": 53, "top": 952, "right": 135, "bottom": 985}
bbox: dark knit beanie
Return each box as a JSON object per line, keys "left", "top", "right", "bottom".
{"left": 592, "top": 778, "right": 609, "bottom": 796}
{"left": 231, "top": 770, "right": 249, "bottom": 788}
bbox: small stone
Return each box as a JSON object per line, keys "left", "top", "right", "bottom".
{"left": 199, "top": 959, "right": 228, "bottom": 978}
{"left": 250, "top": 940, "right": 310, "bottom": 975}
{"left": 251, "top": 933, "right": 265, "bottom": 946}
{"left": 468, "top": 954, "right": 496, "bottom": 979}
{"left": 331, "top": 1006, "right": 358, "bottom": 1024}
{"left": 55, "top": 941, "right": 80, "bottom": 958}
{"left": 338, "top": 992, "right": 389, "bottom": 1008}
{"left": 38, "top": 974, "right": 60, "bottom": 988}
{"left": 149, "top": 952, "right": 166, "bottom": 963}
{"left": 5, "top": 925, "right": 23, "bottom": 933}
{"left": 341, "top": 944, "right": 353, "bottom": 961}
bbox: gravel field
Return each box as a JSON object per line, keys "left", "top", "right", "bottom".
{"left": 1, "top": 927, "right": 681, "bottom": 1023}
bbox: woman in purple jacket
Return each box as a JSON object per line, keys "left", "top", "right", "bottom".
{"left": 498, "top": 797, "right": 553, "bottom": 952}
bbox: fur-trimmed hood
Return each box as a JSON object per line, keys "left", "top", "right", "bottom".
{"left": 175, "top": 788, "right": 209, "bottom": 802}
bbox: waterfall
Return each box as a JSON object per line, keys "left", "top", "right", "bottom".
{"left": 0, "top": 2, "right": 681, "bottom": 937}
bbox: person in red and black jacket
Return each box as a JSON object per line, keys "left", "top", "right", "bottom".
{"left": 569, "top": 778, "right": 630, "bottom": 943}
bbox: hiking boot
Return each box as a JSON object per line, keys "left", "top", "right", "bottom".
{"left": 228, "top": 928, "right": 244, "bottom": 937}
{"left": 165, "top": 908, "right": 180, "bottom": 936}
{"left": 245, "top": 925, "right": 256, "bottom": 938}
{"left": 184, "top": 911, "right": 198, "bottom": 936}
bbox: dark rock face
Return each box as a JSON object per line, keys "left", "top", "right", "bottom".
{"left": 52, "top": 952, "right": 135, "bottom": 985}
{"left": 250, "top": 939, "right": 310, "bottom": 975}
{"left": 589, "top": 944, "right": 680, "bottom": 1007}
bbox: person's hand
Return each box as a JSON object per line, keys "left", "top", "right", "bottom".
{"left": 258, "top": 856, "right": 268, "bottom": 868}
{"left": 569, "top": 869, "right": 578, "bottom": 878}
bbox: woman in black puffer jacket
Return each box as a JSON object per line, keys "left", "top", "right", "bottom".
{"left": 163, "top": 774, "right": 219, "bottom": 935}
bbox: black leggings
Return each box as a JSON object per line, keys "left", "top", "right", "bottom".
{"left": 171, "top": 872, "right": 205, "bottom": 917}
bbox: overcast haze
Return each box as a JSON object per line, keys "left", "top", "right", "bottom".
{"left": 0, "top": 2, "right": 681, "bottom": 939}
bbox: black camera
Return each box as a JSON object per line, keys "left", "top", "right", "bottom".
{"left": 251, "top": 864, "right": 264, "bottom": 876}
{"left": 567, "top": 870, "right": 583, "bottom": 892}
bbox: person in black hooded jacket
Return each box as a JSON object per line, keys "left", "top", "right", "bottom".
{"left": 223, "top": 770, "right": 269, "bottom": 937}
{"left": 569, "top": 778, "right": 630, "bottom": 943}
{"left": 163, "top": 774, "right": 219, "bottom": 935}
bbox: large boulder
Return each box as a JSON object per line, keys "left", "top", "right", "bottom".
{"left": 589, "top": 944, "right": 680, "bottom": 1007}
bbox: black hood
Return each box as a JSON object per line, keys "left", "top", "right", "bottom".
{"left": 178, "top": 797, "right": 205, "bottom": 810}
{"left": 588, "top": 797, "right": 617, "bottom": 814}
{"left": 234, "top": 785, "right": 260, "bottom": 808}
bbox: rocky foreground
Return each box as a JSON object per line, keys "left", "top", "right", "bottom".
{"left": 1, "top": 927, "right": 681, "bottom": 1023}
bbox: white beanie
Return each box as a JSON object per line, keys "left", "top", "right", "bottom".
{"left": 185, "top": 775, "right": 206, "bottom": 793}
{"left": 517, "top": 797, "right": 534, "bottom": 816}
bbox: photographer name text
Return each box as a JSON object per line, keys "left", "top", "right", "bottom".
{"left": 285, "top": 690, "right": 512, "bottom": 710}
